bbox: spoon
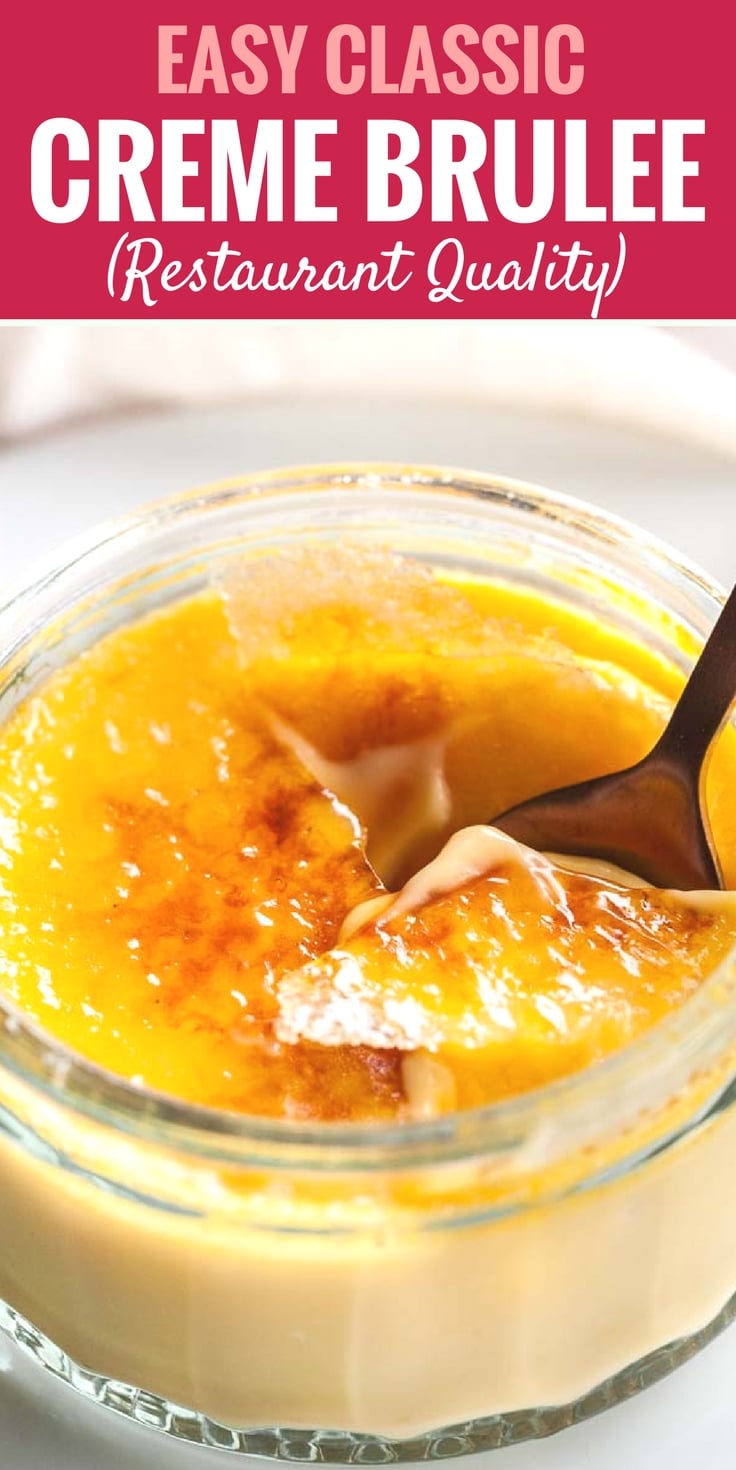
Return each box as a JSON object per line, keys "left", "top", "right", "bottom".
{"left": 492, "top": 585, "right": 736, "bottom": 890}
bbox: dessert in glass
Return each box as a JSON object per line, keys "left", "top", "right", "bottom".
{"left": 0, "top": 464, "right": 735, "bottom": 1459}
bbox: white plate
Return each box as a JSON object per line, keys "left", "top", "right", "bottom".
{"left": 0, "top": 396, "right": 735, "bottom": 586}
{"left": 0, "top": 400, "right": 735, "bottom": 1469}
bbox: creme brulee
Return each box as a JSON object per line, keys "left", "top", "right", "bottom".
{"left": 0, "top": 478, "right": 736, "bottom": 1451}
{"left": 0, "top": 545, "right": 735, "bottom": 1122}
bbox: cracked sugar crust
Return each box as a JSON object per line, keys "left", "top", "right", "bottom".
{"left": 276, "top": 827, "right": 736, "bottom": 1112}
{"left": 1, "top": 545, "right": 736, "bottom": 1122}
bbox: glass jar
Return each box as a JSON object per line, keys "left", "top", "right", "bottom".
{"left": 0, "top": 464, "right": 735, "bottom": 1461}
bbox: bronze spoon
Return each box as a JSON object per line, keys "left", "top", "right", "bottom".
{"left": 492, "top": 585, "right": 736, "bottom": 890}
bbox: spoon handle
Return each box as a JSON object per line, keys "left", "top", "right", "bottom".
{"left": 657, "top": 583, "right": 736, "bottom": 771}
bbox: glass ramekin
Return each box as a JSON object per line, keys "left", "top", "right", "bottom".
{"left": 1, "top": 465, "right": 736, "bottom": 1461}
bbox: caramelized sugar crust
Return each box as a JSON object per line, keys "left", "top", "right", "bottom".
{"left": 0, "top": 550, "right": 735, "bottom": 1121}
{"left": 276, "top": 858, "right": 736, "bottom": 1114}
{"left": 0, "top": 595, "right": 397, "bottom": 1117}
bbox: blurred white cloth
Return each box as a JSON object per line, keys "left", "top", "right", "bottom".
{"left": 0, "top": 321, "right": 734, "bottom": 457}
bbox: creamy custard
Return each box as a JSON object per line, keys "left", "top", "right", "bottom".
{"left": 1, "top": 541, "right": 736, "bottom": 1437}
{"left": 1, "top": 547, "right": 735, "bottom": 1121}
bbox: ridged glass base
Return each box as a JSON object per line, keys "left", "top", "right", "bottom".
{"left": 2, "top": 1294, "right": 734, "bottom": 1460}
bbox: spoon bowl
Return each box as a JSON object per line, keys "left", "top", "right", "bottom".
{"left": 493, "top": 583, "right": 736, "bottom": 890}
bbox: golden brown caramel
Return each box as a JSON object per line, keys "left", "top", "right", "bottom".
{"left": 276, "top": 827, "right": 736, "bottom": 1112}
{"left": 1, "top": 549, "right": 736, "bottom": 1122}
{"left": 0, "top": 595, "right": 399, "bottom": 1117}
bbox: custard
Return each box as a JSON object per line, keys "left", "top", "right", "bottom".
{"left": 1, "top": 509, "right": 736, "bottom": 1445}
{"left": 1, "top": 546, "right": 735, "bottom": 1121}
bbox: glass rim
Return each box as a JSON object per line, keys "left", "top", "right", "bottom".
{"left": 0, "top": 461, "right": 734, "bottom": 1173}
